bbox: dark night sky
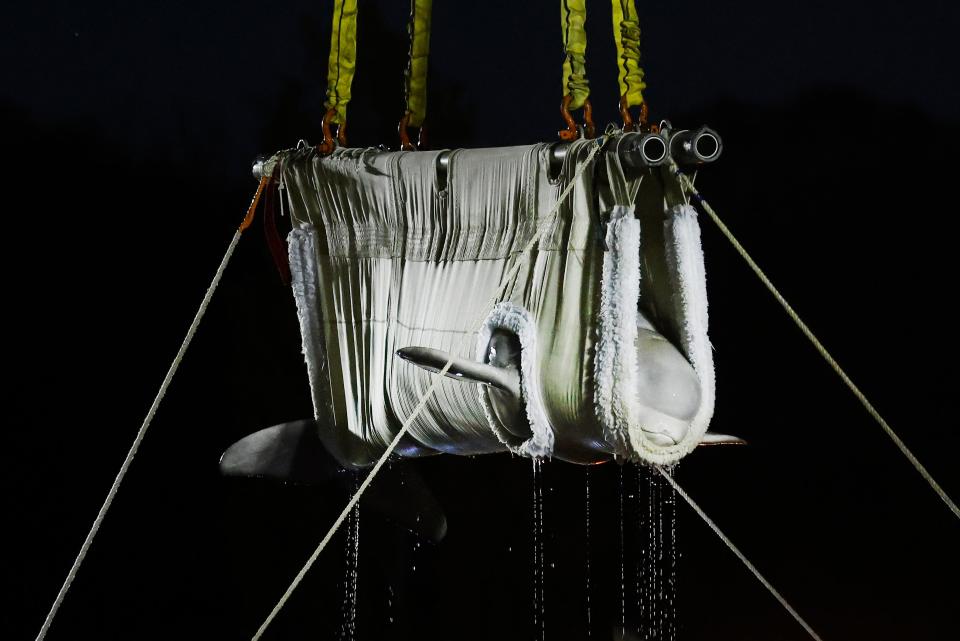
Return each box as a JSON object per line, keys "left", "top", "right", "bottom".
{"left": 4, "top": 2, "right": 959, "bottom": 640}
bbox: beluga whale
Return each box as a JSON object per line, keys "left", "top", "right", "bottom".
{"left": 221, "top": 129, "right": 743, "bottom": 540}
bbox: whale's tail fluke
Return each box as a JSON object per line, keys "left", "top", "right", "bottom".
{"left": 220, "top": 420, "right": 447, "bottom": 542}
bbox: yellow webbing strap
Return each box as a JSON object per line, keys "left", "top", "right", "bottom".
{"left": 560, "top": 0, "right": 590, "bottom": 109}
{"left": 324, "top": 0, "right": 359, "bottom": 124}
{"left": 404, "top": 0, "right": 432, "bottom": 127}
{"left": 612, "top": 0, "right": 646, "bottom": 107}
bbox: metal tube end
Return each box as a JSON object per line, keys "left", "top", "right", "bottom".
{"left": 252, "top": 156, "right": 267, "bottom": 181}
{"left": 621, "top": 133, "right": 670, "bottom": 169}
{"left": 669, "top": 127, "right": 723, "bottom": 166}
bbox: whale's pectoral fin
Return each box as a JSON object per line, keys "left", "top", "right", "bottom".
{"left": 697, "top": 431, "right": 747, "bottom": 446}
{"left": 396, "top": 346, "right": 520, "bottom": 397}
{"left": 220, "top": 420, "right": 447, "bottom": 541}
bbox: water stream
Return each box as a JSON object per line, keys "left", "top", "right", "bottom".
{"left": 339, "top": 475, "right": 361, "bottom": 641}
{"left": 585, "top": 466, "right": 592, "bottom": 638}
{"left": 635, "top": 465, "right": 678, "bottom": 641}
{"left": 531, "top": 458, "right": 547, "bottom": 641}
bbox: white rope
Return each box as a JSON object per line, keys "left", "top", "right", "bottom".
{"left": 36, "top": 231, "right": 242, "bottom": 641}
{"left": 36, "top": 178, "right": 269, "bottom": 641}
{"left": 657, "top": 467, "right": 824, "bottom": 641}
{"left": 673, "top": 165, "right": 959, "bottom": 522}
{"left": 250, "top": 137, "right": 607, "bottom": 640}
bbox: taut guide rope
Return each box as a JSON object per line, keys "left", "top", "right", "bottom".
{"left": 657, "top": 467, "right": 824, "bottom": 641}
{"left": 673, "top": 164, "right": 959, "bottom": 522}
{"left": 34, "top": 177, "right": 270, "bottom": 641}
{"left": 250, "top": 138, "right": 607, "bottom": 640}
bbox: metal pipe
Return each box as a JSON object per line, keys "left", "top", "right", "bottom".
{"left": 619, "top": 133, "right": 669, "bottom": 170}
{"left": 668, "top": 126, "right": 723, "bottom": 167}
{"left": 252, "top": 126, "right": 720, "bottom": 181}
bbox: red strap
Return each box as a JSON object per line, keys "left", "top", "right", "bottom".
{"left": 263, "top": 178, "right": 291, "bottom": 285}
{"left": 239, "top": 176, "right": 270, "bottom": 232}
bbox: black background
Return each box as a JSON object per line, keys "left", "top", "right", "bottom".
{"left": 4, "top": 1, "right": 959, "bottom": 640}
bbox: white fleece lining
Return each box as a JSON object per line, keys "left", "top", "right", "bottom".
{"left": 624, "top": 203, "right": 715, "bottom": 464}
{"left": 287, "top": 225, "right": 332, "bottom": 421}
{"left": 477, "top": 302, "right": 555, "bottom": 459}
{"left": 661, "top": 203, "right": 716, "bottom": 459}
{"left": 594, "top": 206, "right": 642, "bottom": 459}
{"left": 594, "top": 203, "right": 716, "bottom": 465}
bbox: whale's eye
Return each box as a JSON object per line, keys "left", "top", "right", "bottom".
{"left": 486, "top": 329, "right": 522, "bottom": 368}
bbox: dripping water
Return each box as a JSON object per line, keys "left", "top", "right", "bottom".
{"left": 634, "top": 464, "right": 644, "bottom": 639}
{"left": 532, "top": 458, "right": 539, "bottom": 639}
{"left": 656, "top": 466, "right": 663, "bottom": 639}
{"left": 643, "top": 465, "right": 651, "bottom": 639}
{"left": 339, "top": 474, "right": 361, "bottom": 641}
{"left": 386, "top": 584, "right": 394, "bottom": 627}
{"left": 531, "top": 458, "right": 546, "bottom": 641}
{"left": 386, "top": 463, "right": 395, "bottom": 629}
{"left": 635, "top": 465, "right": 679, "bottom": 641}
{"left": 618, "top": 465, "right": 626, "bottom": 634}
{"left": 411, "top": 526, "right": 421, "bottom": 574}
{"left": 585, "top": 466, "right": 592, "bottom": 638}
{"left": 666, "top": 465, "right": 678, "bottom": 641}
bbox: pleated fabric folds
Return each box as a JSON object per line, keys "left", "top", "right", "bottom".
{"left": 277, "top": 137, "right": 715, "bottom": 466}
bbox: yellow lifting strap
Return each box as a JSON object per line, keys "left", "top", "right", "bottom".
{"left": 560, "top": 0, "right": 590, "bottom": 110}
{"left": 612, "top": 0, "right": 646, "bottom": 108}
{"left": 403, "top": 0, "right": 432, "bottom": 128}
{"left": 324, "top": 0, "right": 359, "bottom": 125}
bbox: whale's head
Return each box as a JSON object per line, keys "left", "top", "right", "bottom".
{"left": 628, "top": 316, "right": 701, "bottom": 448}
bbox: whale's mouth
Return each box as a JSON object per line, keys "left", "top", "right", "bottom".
{"left": 641, "top": 428, "right": 679, "bottom": 447}
{"left": 630, "top": 407, "right": 691, "bottom": 450}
